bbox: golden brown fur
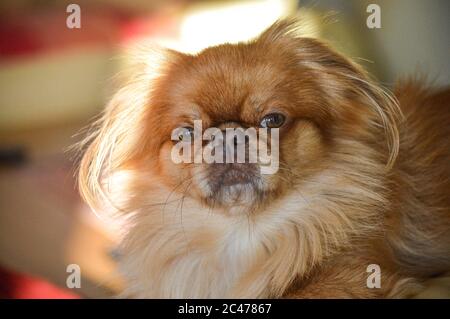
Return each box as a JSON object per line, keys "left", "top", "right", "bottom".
{"left": 77, "top": 20, "right": 450, "bottom": 298}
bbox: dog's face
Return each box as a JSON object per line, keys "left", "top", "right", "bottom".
{"left": 151, "top": 39, "right": 327, "bottom": 211}
{"left": 79, "top": 20, "right": 398, "bottom": 216}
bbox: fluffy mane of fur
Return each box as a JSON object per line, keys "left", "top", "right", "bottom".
{"left": 77, "top": 20, "right": 450, "bottom": 298}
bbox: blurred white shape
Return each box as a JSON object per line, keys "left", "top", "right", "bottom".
{"left": 178, "top": 0, "right": 295, "bottom": 53}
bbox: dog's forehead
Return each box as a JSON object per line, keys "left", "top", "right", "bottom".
{"left": 177, "top": 45, "right": 287, "bottom": 123}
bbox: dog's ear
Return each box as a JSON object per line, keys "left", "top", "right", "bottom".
{"left": 299, "top": 36, "right": 401, "bottom": 168}
{"left": 258, "top": 19, "right": 401, "bottom": 168}
{"left": 77, "top": 45, "right": 180, "bottom": 211}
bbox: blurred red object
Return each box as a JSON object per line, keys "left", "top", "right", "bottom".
{"left": 0, "top": 5, "right": 178, "bottom": 60}
{"left": 0, "top": 265, "right": 80, "bottom": 299}
{"left": 0, "top": 7, "right": 127, "bottom": 59}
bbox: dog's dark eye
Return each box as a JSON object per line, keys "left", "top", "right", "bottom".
{"left": 177, "top": 127, "right": 194, "bottom": 142}
{"left": 260, "top": 113, "right": 286, "bottom": 128}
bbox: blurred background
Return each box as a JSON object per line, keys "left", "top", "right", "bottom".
{"left": 0, "top": 0, "right": 449, "bottom": 298}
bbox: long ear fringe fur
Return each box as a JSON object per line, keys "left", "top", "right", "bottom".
{"left": 76, "top": 44, "right": 171, "bottom": 213}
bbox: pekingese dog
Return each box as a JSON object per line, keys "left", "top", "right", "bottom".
{"left": 78, "top": 19, "right": 450, "bottom": 298}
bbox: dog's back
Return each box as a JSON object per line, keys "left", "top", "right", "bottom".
{"left": 387, "top": 81, "right": 450, "bottom": 277}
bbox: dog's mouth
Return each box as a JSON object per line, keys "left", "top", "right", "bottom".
{"left": 219, "top": 166, "right": 256, "bottom": 186}
{"left": 203, "top": 163, "right": 263, "bottom": 207}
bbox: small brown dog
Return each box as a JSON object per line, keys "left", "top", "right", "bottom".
{"left": 78, "top": 19, "right": 450, "bottom": 298}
